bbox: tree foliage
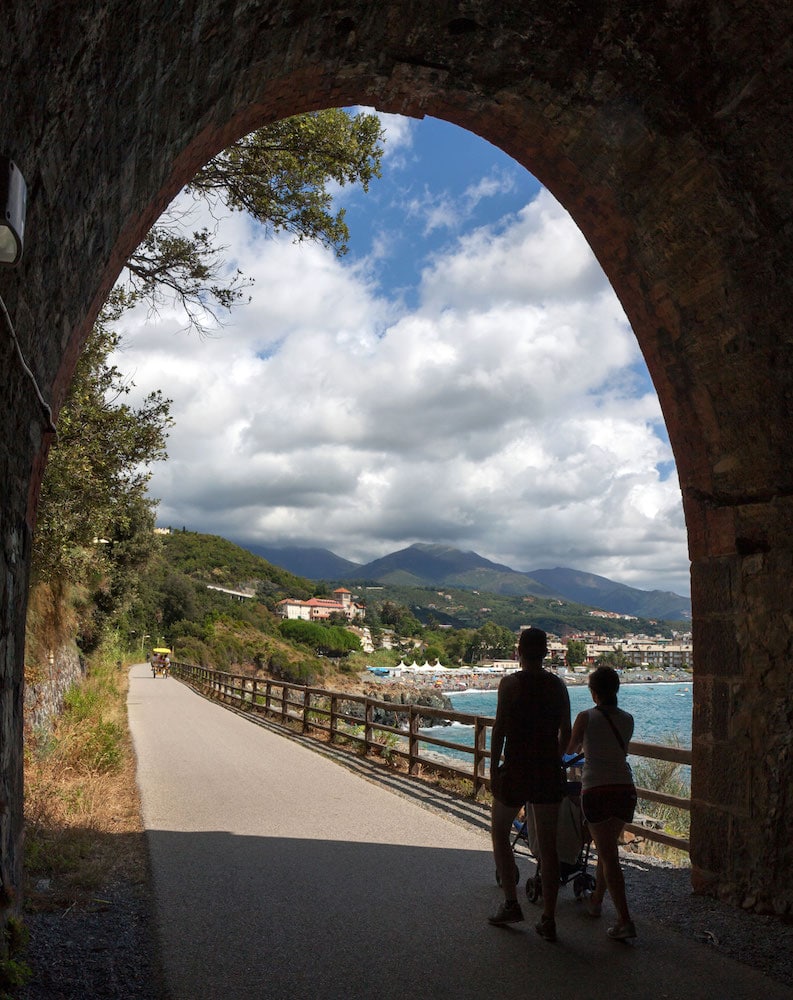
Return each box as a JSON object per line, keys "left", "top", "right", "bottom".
{"left": 566, "top": 639, "right": 588, "bottom": 667}
{"left": 474, "top": 622, "right": 517, "bottom": 659}
{"left": 34, "top": 296, "right": 171, "bottom": 586}
{"left": 595, "top": 648, "right": 631, "bottom": 669}
{"left": 126, "top": 109, "right": 384, "bottom": 332}
{"left": 30, "top": 108, "right": 385, "bottom": 654}
{"left": 378, "top": 600, "right": 422, "bottom": 635}
{"left": 278, "top": 619, "right": 361, "bottom": 657}
{"left": 190, "top": 109, "right": 383, "bottom": 255}
{"left": 31, "top": 293, "right": 173, "bottom": 650}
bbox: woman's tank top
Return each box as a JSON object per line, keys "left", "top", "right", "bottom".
{"left": 582, "top": 706, "right": 634, "bottom": 790}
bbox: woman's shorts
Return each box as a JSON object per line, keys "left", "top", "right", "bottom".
{"left": 582, "top": 785, "right": 637, "bottom": 825}
{"left": 492, "top": 762, "right": 565, "bottom": 808}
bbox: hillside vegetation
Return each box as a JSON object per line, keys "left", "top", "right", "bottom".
{"left": 123, "top": 531, "right": 339, "bottom": 685}
{"left": 346, "top": 580, "right": 679, "bottom": 639}
{"left": 158, "top": 531, "right": 311, "bottom": 594}
{"left": 112, "top": 531, "right": 683, "bottom": 686}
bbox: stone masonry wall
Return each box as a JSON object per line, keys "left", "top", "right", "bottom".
{"left": 24, "top": 643, "right": 85, "bottom": 734}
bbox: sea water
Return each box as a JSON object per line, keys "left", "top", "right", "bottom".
{"left": 418, "top": 682, "right": 693, "bottom": 766}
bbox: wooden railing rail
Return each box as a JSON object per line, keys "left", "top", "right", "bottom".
{"left": 170, "top": 662, "right": 691, "bottom": 851}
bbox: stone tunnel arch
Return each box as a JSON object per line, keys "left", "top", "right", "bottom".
{"left": 1, "top": 3, "right": 792, "bottom": 920}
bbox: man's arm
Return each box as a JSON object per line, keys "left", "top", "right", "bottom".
{"left": 490, "top": 679, "right": 507, "bottom": 775}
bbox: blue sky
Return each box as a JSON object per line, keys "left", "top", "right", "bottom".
{"left": 115, "top": 110, "right": 690, "bottom": 597}
{"left": 344, "top": 118, "right": 543, "bottom": 305}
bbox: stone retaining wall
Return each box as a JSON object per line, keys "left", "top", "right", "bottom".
{"left": 24, "top": 644, "right": 85, "bottom": 734}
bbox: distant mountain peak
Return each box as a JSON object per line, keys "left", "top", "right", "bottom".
{"left": 233, "top": 540, "right": 691, "bottom": 621}
{"left": 233, "top": 542, "right": 361, "bottom": 580}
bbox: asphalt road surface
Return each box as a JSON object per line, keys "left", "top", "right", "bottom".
{"left": 128, "top": 664, "right": 790, "bottom": 1000}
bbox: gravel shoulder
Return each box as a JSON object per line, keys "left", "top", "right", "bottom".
{"left": 18, "top": 879, "right": 166, "bottom": 1000}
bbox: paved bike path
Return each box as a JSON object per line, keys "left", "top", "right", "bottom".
{"left": 128, "top": 664, "right": 790, "bottom": 1000}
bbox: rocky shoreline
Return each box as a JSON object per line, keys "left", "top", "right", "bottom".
{"left": 362, "top": 666, "right": 693, "bottom": 696}
{"left": 346, "top": 685, "right": 454, "bottom": 728}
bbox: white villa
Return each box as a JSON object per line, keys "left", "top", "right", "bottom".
{"left": 276, "top": 587, "right": 365, "bottom": 623}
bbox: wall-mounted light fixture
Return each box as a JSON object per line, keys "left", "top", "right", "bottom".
{"left": 0, "top": 155, "right": 27, "bottom": 266}
{"left": 0, "top": 153, "right": 54, "bottom": 433}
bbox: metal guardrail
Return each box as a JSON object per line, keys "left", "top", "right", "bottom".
{"left": 170, "top": 662, "right": 691, "bottom": 852}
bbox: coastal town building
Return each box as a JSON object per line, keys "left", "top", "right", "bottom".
{"left": 547, "top": 635, "right": 693, "bottom": 671}
{"left": 276, "top": 587, "right": 365, "bottom": 623}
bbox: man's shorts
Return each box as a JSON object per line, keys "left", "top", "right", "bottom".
{"left": 582, "top": 784, "right": 637, "bottom": 825}
{"left": 492, "top": 761, "right": 565, "bottom": 808}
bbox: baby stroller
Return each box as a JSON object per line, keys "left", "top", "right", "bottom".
{"left": 507, "top": 753, "right": 595, "bottom": 902}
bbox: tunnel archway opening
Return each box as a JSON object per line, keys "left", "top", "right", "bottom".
{"left": 106, "top": 111, "right": 690, "bottom": 604}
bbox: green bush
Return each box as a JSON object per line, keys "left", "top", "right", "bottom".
{"left": 633, "top": 752, "right": 690, "bottom": 839}
{"left": 277, "top": 659, "right": 319, "bottom": 685}
{"left": 278, "top": 619, "right": 361, "bottom": 656}
{"left": 173, "top": 637, "right": 214, "bottom": 667}
{"left": 63, "top": 686, "right": 101, "bottom": 722}
{"left": 83, "top": 719, "right": 124, "bottom": 772}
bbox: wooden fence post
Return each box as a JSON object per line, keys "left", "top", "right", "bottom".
{"left": 330, "top": 694, "right": 338, "bottom": 743}
{"left": 409, "top": 706, "right": 421, "bottom": 776}
{"left": 303, "top": 688, "right": 311, "bottom": 733}
{"left": 365, "top": 699, "right": 374, "bottom": 755}
{"left": 473, "top": 716, "right": 488, "bottom": 796}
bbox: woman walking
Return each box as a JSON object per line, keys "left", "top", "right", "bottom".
{"left": 568, "top": 666, "right": 637, "bottom": 940}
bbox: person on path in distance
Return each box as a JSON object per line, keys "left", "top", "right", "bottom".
{"left": 568, "top": 665, "right": 637, "bottom": 941}
{"left": 489, "top": 627, "right": 571, "bottom": 942}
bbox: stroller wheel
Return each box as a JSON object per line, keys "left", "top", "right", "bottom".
{"left": 526, "top": 874, "right": 542, "bottom": 903}
{"left": 573, "top": 872, "right": 596, "bottom": 897}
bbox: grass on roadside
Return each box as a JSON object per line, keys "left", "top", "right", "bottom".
{"left": 23, "top": 638, "right": 148, "bottom": 909}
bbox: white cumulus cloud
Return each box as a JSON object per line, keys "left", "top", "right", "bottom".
{"left": 114, "top": 150, "right": 690, "bottom": 597}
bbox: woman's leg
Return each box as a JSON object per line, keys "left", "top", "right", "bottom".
{"left": 588, "top": 817, "right": 631, "bottom": 924}
{"left": 589, "top": 852, "right": 606, "bottom": 909}
{"left": 491, "top": 798, "right": 520, "bottom": 902}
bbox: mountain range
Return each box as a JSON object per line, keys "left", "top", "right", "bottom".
{"left": 238, "top": 541, "right": 691, "bottom": 621}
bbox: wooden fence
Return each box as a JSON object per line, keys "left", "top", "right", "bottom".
{"left": 170, "top": 662, "right": 691, "bottom": 852}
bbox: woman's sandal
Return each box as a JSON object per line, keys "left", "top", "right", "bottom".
{"left": 607, "top": 920, "right": 637, "bottom": 940}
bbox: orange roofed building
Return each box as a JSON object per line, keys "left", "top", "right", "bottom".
{"left": 276, "top": 587, "right": 365, "bottom": 622}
